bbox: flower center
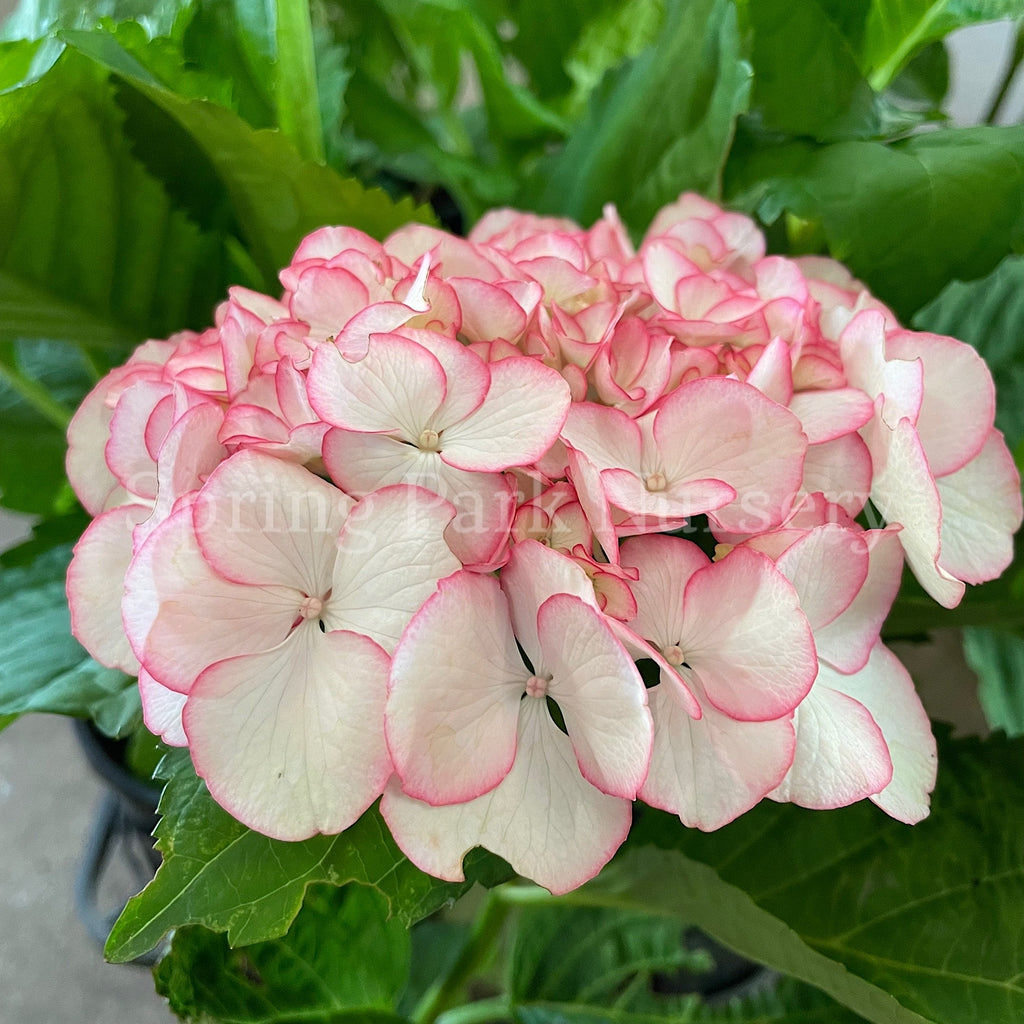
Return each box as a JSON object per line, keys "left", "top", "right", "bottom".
{"left": 644, "top": 472, "right": 668, "bottom": 492}
{"left": 299, "top": 595, "right": 324, "bottom": 620}
{"left": 525, "top": 674, "right": 549, "bottom": 698}
{"left": 663, "top": 644, "right": 685, "bottom": 667}
{"left": 417, "top": 428, "right": 441, "bottom": 452}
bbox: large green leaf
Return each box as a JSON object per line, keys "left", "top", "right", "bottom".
{"left": 63, "top": 28, "right": 435, "bottom": 282}
{"left": 745, "top": 0, "right": 880, "bottom": 141}
{"left": 0, "top": 47, "right": 232, "bottom": 345}
{"left": 531, "top": 0, "right": 751, "bottom": 230}
{"left": 728, "top": 126, "right": 1024, "bottom": 319}
{"left": 105, "top": 749, "right": 513, "bottom": 963}
{"left": 0, "top": 543, "right": 140, "bottom": 736}
{"left": 860, "top": 0, "right": 1024, "bottom": 89}
{"left": 598, "top": 731, "right": 1024, "bottom": 1024}
{"left": 153, "top": 884, "right": 411, "bottom": 1023}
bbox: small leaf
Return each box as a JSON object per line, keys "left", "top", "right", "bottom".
{"left": 154, "top": 884, "right": 411, "bottom": 1023}
{"left": 105, "top": 749, "right": 512, "bottom": 963}
{"left": 0, "top": 543, "right": 141, "bottom": 737}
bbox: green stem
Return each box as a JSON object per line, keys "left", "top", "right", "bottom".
{"left": 411, "top": 893, "right": 513, "bottom": 1024}
{"left": 0, "top": 358, "right": 73, "bottom": 430}
{"left": 273, "top": 0, "right": 325, "bottom": 163}
{"left": 982, "top": 19, "right": 1024, "bottom": 125}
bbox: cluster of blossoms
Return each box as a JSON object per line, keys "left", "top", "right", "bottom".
{"left": 66, "top": 194, "right": 1022, "bottom": 894}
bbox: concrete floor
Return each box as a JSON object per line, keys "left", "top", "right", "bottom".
{"left": 0, "top": 12, "right": 1020, "bottom": 1024}
{"left": 0, "top": 715, "right": 177, "bottom": 1024}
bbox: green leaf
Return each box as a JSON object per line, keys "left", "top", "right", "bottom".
{"left": 64, "top": 28, "right": 435, "bottom": 281}
{"left": 497, "top": 0, "right": 613, "bottom": 103}
{"left": 105, "top": 749, "right": 513, "bottom": 963}
{"left": 508, "top": 903, "right": 709, "bottom": 1021}
{"left": 962, "top": 627, "right": 1024, "bottom": 736}
{"left": 0, "top": 543, "right": 141, "bottom": 736}
{"left": 861, "top": 0, "right": 1024, "bottom": 90}
{"left": 397, "top": 917, "right": 470, "bottom": 1020}
{"left": 745, "top": 0, "right": 880, "bottom": 141}
{"left": 513, "top": 979, "right": 870, "bottom": 1024}
{"left": 154, "top": 883, "right": 411, "bottom": 1023}
{"left": 0, "top": 0, "right": 189, "bottom": 41}
{"left": 272, "top": 0, "right": 324, "bottom": 163}
{"left": 728, "top": 126, "right": 1024, "bottom": 319}
{"left": 913, "top": 254, "right": 1024, "bottom": 449}
{"left": 0, "top": 37, "right": 63, "bottom": 90}
{"left": 599, "top": 731, "right": 1024, "bottom": 1024}
{"left": 0, "top": 48, "right": 234, "bottom": 345}
{"left": 884, "top": 40, "right": 950, "bottom": 112}
{"left": 176, "top": 0, "right": 277, "bottom": 128}
{"left": 0, "top": 339, "right": 91, "bottom": 515}
{"left": 531, "top": 0, "right": 751, "bottom": 230}
{"left": 562, "top": 0, "right": 665, "bottom": 121}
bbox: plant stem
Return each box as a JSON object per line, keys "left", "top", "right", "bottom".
{"left": 0, "top": 357, "right": 73, "bottom": 430}
{"left": 273, "top": 0, "right": 325, "bottom": 163}
{"left": 411, "top": 892, "right": 513, "bottom": 1024}
{"left": 983, "top": 18, "right": 1024, "bottom": 125}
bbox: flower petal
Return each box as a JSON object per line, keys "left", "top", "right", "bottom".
{"left": 125, "top": 504, "right": 297, "bottom": 692}
{"left": 640, "top": 682, "right": 794, "bottom": 831}
{"left": 186, "top": 625, "right": 392, "bottom": 840}
{"left": 308, "top": 332, "right": 447, "bottom": 438}
{"left": 936, "top": 430, "right": 1023, "bottom": 585}
{"left": 139, "top": 669, "right": 187, "bottom": 747}
{"left": 325, "top": 484, "right": 460, "bottom": 652}
{"left": 67, "top": 503, "right": 149, "bottom": 673}
{"left": 866, "top": 413, "right": 965, "bottom": 608}
{"left": 381, "top": 697, "right": 632, "bottom": 895}
{"left": 441, "top": 357, "right": 571, "bottom": 472}
{"left": 681, "top": 547, "right": 816, "bottom": 721}
{"left": 652, "top": 377, "right": 807, "bottom": 533}
{"left": 386, "top": 572, "right": 525, "bottom": 804}
{"left": 832, "top": 642, "right": 937, "bottom": 823}
{"left": 770, "top": 664, "right": 892, "bottom": 810}
{"left": 539, "top": 593, "right": 652, "bottom": 799}
{"left": 195, "top": 450, "right": 352, "bottom": 593}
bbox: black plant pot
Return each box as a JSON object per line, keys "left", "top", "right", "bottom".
{"left": 72, "top": 719, "right": 162, "bottom": 965}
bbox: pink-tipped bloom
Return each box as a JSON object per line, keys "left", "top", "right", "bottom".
{"left": 841, "top": 311, "right": 1023, "bottom": 607}
{"left": 312, "top": 330, "right": 571, "bottom": 567}
{"left": 621, "top": 535, "right": 816, "bottom": 830}
{"left": 123, "top": 451, "right": 460, "bottom": 840}
{"left": 382, "top": 541, "right": 651, "bottom": 892}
